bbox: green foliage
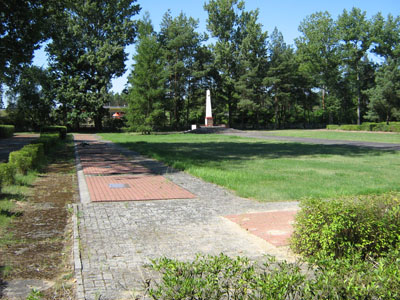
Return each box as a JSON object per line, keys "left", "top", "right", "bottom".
{"left": 0, "top": 163, "right": 16, "bottom": 189}
{"left": 291, "top": 193, "right": 400, "bottom": 260}
{"left": 149, "top": 252, "right": 400, "bottom": 299}
{"left": 126, "top": 14, "right": 167, "bottom": 132}
{"left": 8, "top": 143, "right": 45, "bottom": 175}
{"left": 149, "top": 254, "right": 306, "bottom": 299}
{"left": 326, "top": 124, "right": 339, "bottom": 130}
{"left": 36, "top": 133, "right": 60, "bottom": 152}
{"left": 366, "top": 58, "right": 400, "bottom": 123}
{"left": 42, "top": 126, "right": 67, "bottom": 139}
{"left": 328, "top": 122, "right": 400, "bottom": 132}
{"left": 0, "top": 125, "right": 14, "bottom": 138}
{"left": 9, "top": 151, "right": 33, "bottom": 175}
{"left": 6, "top": 66, "right": 54, "bottom": 131}
{"left": 47, "top": 0, "right": 140, "bottom": 130}
{"left": 26, "top": 288, "right": 43, "bottom": 300}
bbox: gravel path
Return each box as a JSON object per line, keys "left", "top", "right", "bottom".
{"left": 73, "top": 134, "right": 299, "bottom": 300}
{"left": 223, "top": 131, "right": 400, "bottom": 151}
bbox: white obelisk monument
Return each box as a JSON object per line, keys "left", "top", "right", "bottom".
{"left": 205, "top": 89, "right": 213, "bottom": 126}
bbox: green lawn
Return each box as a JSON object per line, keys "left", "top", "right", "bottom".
{"left": 100, "top": 133, "right": 400, "bottom": 202}
{"left": 256, "top": 129, "right": 400, "bottom": 144}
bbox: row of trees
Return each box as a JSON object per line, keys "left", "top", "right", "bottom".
{"left": 1, "top": 0, "right": 400, "bottom": 131}
{"left": 1, "top": 0, "right": 140, "bottom": 130}
{"left": 127, "top": 0, "right": 400, "bottom": 130}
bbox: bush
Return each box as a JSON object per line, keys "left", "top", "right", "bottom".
{"left": 326, "top": 124, "right": 339, "bottom": 130}
{"left": 339, "top": 124, "right": 362, "bottom": 131}
{"left": 41, "top": 126, "right": 67, "bottom": 139}
{"left": 36, "top": 133, "right": 60, "bottom": 152}
{"left": 148, "top": 252, "right": 400, "bottom": 300}
{"left": 0, "top": 125, "right": 14, "bottom": 138}
{"left": 0, "top": 162, "right": 16, "bottom": 189}
{"left": 8, "top": 143, "right": 46, "bottom": 175}
{"left": 291, "top": 193, "right": 400, "bottom": 261}
{"left": 9, "top": 150, "right": 33, "bottom": 175}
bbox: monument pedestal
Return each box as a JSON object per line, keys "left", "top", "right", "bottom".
{"left": 205, "top": 117, "right": 214, "bottom": 127}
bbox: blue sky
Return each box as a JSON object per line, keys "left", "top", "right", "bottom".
{"left": 33, "top": 0, "right": 400, "bottom": 93}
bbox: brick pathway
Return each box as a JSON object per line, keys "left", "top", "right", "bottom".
{"left": 73, "top": 134, "right": 299, "bottom": 300}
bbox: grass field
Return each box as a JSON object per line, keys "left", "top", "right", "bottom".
{"left": 259, "top": 129, "right": 400, "bottom": 144}
{"left": 100, "top": 133, "right": 400, "bottom": 202}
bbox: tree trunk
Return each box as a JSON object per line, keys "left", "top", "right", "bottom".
{"left": 274, "top": 93, "right": 279, "bottom": 130}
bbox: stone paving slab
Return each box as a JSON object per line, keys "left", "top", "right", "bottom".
{"left": 73, "top": 134, "right": 300, "bottom": 300}
{"left": 81, "top": 161, "right": 151, "bottom": 175}
{"left": 225, "top": 210, "right": 298, "bottom": 247}
{"left": 86, "top": 175, "right": 196, "bottom": 202}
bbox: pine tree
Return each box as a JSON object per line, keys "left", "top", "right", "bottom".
{"left": 126, "top": 14, "right": 167, "bottom": 133}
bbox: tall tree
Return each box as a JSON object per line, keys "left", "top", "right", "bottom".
{"left": 235, "top": 9, "right": 269, "bottom": 128}
{"left": 47, "top": 0, "right": 140, "bottom": 129}
{"left": 126, "top": 14, "right": 167, "bottom": 132}
{"left": 366, "top": 58, "right": 400, "bottom": 123}
{"left": 0, "top": 0, "right": 48, "bottom": 85}
{"left": 296, "top": 11, "right": 339, "bottom": 115}
{"left": 337, "top": 7, "right": 372, "bottom": 125}
{"left": 159, "top": 11, "right": 204, "bottom": 129}
{"left": 204, "top": 0, "right": 245, "bottom": 127}
{"left": 6, "top": 66, "right": 54, "bottom": 130}
{"left": 264, "top": 28, "right": 298, "bottom": 129}
{"left": 371, "top": 13, "right": 400, "bottom": 60}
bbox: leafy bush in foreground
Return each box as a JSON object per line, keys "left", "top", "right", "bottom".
{"left": 291, "top": 193, "right": 400, "bottom": 260}
{"left": 148, "top": 252, "right": 400, "bottom": 299}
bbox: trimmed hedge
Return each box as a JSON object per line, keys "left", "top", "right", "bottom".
{"left": 41, "top": 126, "right": 67, "bottom": 139}
{"left": 0, "top": 162, "right": 16, "bottom": 189}
{"left": 291, "top": 193, "right": 400, "bottom": 261}
{"left": 0, "top": 125, "right": 14, "bottom": 138}
{"left": 327, "top": 122, "right": 400, "bottom": 133}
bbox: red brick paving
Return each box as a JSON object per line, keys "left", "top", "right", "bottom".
{"left": 86, "top": 175, "right": 196, "bottom": 202}
{"left": 225, "top": 210, "right": 298, "bottom": 247}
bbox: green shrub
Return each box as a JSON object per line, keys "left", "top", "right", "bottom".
{"left": 291, "top": 193, "right": 400, "bottom": 261}
{"left": 149, "top": 254, "right": 306, "bottom": 300}
{"left": 148, "top": 252, "right": 400, "bottom": 299}
{"left": 0, "top": 125, "right": 14, "bottom": 138}
{"left": 37, "top": 133, "right": 59, "bottom": 151}
{"left": 359, "top": 122, "right": 377, "bottom": 131}
{"left": 9, "top": 150, "right": 33, "bottom": 175}
{"left": 41, "top": 126, "right": 67, "bottom": 139}
{"left": 0, "top": 162, "right": 16, "bottom": 189}
{"left": 326, "top": 124, "right": 339, "bottom": 130}
{"left": 339, "top": 124, "right": 362, "bottom": 131}
{"left": 21, "top": 143, "right": 45, "bottom": 168}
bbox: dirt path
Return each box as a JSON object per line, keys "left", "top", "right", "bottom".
{"left": 0, "top": 139, "right": 78, "bottom": 300}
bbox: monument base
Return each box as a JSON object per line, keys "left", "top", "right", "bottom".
{"left": 205, "top": 117, "right": 213, "bottom": 127}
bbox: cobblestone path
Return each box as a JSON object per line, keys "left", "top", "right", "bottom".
{"left": 73, "top": 134, "right": 298, "bottom": 300}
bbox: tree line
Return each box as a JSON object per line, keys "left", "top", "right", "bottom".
{"left": 1, "top": 0, "right": 400, "bottom": 131}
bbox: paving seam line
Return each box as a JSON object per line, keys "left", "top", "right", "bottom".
{"left": 72, "top": 136, "right": 88, "bottom": 300}
{"left": 74, "top": 138, "right": 91, "bottom": 204}
{"left": 72, "top": 204, "right": 85, "bottom": 300}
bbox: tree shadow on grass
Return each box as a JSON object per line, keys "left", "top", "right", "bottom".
{"left": 118, "top": 140, "right": 397, "bottom": 172}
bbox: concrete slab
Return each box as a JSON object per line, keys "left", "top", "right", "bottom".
{"left": 225, "top": 210, "right": 298, "bottom": 247}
